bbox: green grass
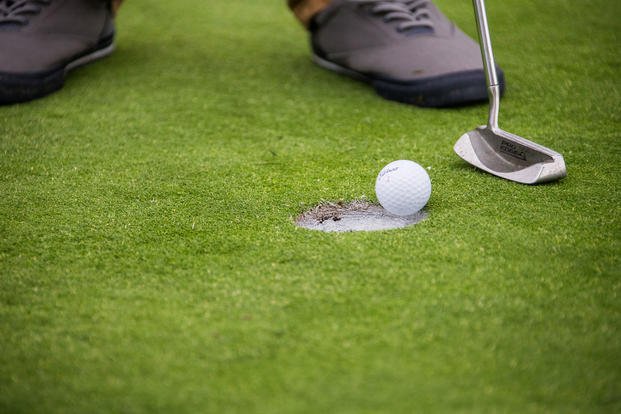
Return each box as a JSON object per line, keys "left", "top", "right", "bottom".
{"left": 1, "top": 0, "right": 620, "bottom": 412}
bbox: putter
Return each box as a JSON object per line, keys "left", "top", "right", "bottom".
{"left": 454, "top": 0, "right": 567, "bottom": 184}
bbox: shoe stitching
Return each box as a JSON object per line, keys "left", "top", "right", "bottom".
{"left": 350, "top": 0, "right": 434, "bottom": 32}
{"left": 0, "top": 0, "right": 50, "bottom": 25}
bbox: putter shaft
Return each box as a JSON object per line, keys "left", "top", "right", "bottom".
{"left": 473, "top": 0, "right": 500, "bottom": 129}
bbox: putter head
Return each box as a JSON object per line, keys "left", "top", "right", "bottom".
{"left": 454, "top": 126, "right": 567, "bottom": 184}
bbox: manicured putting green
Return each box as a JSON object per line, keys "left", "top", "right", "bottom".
{"left": 1, "top": 0, "right": 619, "bottom": 413}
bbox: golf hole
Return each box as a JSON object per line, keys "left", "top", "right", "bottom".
{"left": 295, "top": 200, "right": 427, "bottom": 233}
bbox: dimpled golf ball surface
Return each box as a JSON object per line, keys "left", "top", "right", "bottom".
{"left": 375, "top": 160, "right": 431, "bottom": 216}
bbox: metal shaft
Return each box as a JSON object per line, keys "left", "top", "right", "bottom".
{"left": 473, "top": 0, "right": 500, "bottom": 129}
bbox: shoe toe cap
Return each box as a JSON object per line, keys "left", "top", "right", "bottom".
{"left": 340, "top": 32, "right": 484, "bottom": 82}
{"left": 0, "top": 34, "right": 91, "bottom": 74}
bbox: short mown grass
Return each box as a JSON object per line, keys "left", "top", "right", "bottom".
{"left": 1, "top": 0, "right": 620, "bottom": 412}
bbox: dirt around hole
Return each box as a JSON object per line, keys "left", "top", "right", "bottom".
{"left": 296, "top": 200, "right": 427, "bottom": 233}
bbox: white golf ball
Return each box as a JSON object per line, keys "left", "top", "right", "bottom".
{"left": 375, "top": 160, "right": 431, "bottom": 216}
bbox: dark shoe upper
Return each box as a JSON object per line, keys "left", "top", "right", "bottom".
{"left": 312, "top": 0, "right": 485, "bottom": 82}
{"left": 0, "top": 0, "right": 114, "bottom": 74}
{"left": 310, "top": 0, "right": 504, "bottom": 107}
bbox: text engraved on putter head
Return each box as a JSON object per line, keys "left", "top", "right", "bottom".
{"left": 499, "top": 140, "right": 527, "bottom": 161}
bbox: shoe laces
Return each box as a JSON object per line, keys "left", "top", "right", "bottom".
{"left": 352, "top": 0, "right": 434, "bottom": 32}
{"left": 0, "top": 0, "right": 50, "bottom": 25}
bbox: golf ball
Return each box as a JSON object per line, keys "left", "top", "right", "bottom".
{"left": 375, "top": 160, "right": 431, "bottom": 216}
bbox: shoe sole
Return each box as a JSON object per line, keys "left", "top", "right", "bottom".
{"left": 0, "top": 33, "right": 115, "bottom": 105}
{"left": 312, "top": 52, "right": 504, "bottom": 108}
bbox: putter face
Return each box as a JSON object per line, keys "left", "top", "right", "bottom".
{"left": 454, "top": 126, "right": 567, "bottom": 184}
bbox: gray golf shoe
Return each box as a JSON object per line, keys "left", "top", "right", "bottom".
{"left": 0, "top": 0, "right": 115, "bottom": 104}
{"left": 310, "top": 0, "right": 505, "bottom": 107}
